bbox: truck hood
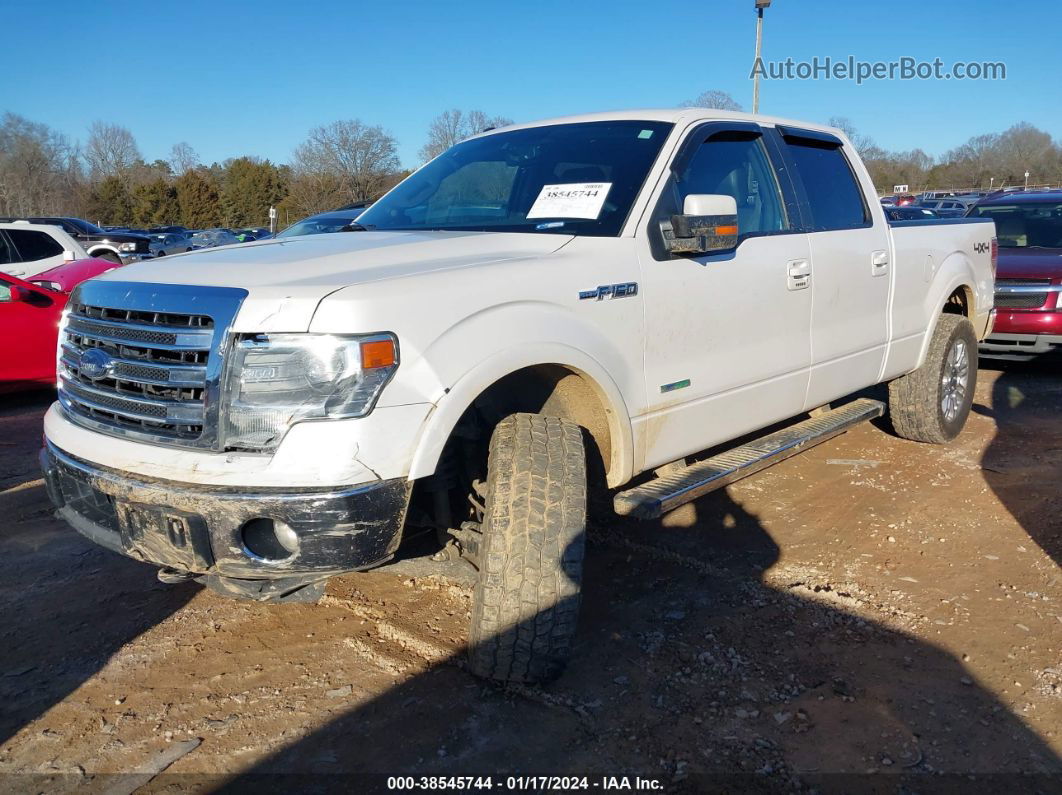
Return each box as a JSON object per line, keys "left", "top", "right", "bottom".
{"left": 96, "top": 230, "right": 573, "bottom": 332}
{"left": 996, "top": 246, "right": 1062, "bottom": 280}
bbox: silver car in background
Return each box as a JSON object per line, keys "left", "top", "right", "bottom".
{"left": 149, "top": 232, "right": 198, "bottom": 258}
{"left": 189, "top": 229, "right": 241, "bottom": 249}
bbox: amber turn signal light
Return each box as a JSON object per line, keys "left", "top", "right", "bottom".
{"left": 360, "top": 339, "right": 397, "bottom": 369}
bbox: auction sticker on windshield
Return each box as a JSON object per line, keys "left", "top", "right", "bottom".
{"left": 527, "top": 182, "right": 612, "bottom": 219}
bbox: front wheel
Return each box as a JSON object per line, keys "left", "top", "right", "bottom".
{"left": 95, "top": 251, "right": 122, "bottom": 265}
{"left": 466, "top": 413, "right": 587, "bottom": 683}
{"left": 888, "top": 313, "right": 978, "bottom": 443}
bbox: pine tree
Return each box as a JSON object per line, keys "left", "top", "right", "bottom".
{"left": 175, "top": 168, "right": 222, "bottom": 228}
{"left": 220, "top": 157, "right": 286, "bottom": 227}
{"left": 86, "top": 176, "right": 133, "bottom": 226}
{"left": 131, "top": 178, "right": 179, "bottom": 226}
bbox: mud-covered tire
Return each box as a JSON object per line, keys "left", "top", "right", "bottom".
{"left": 467, "top": 413, "right": 586, "bottom": 683}
{"left": 888, "top": 313, "right": 978, "bottom": 443}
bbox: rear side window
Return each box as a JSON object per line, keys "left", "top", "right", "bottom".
{"left": 785, "top": 141, "right": 869, "bottom": 231}
{"left": 8, "top": 229, "right": 63, "bottom": 262}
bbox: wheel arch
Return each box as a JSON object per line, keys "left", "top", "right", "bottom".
{"left": 917, "top": 252, "right": 978, "bottom": 367}
{"left": 407, "top": 345, "right": 635, "bottom": 488}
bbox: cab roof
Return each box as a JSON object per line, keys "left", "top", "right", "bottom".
{"left": 475, "top": 108, "right": 848, "bottom": 141}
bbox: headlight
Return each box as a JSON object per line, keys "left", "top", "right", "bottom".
{"left": 119, "top": 242, "right": 138, "bottom": 252}
{"left": 223, "top": 333, "right": 398, "bottom": 451}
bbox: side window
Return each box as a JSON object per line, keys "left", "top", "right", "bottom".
{"left": 785, "top": 140, "right": 869, "bottom": 231}
{"left": 0, "top": 276, "right": 12, "bottom": 302}
{"left": 672, "top": 133, "right": 788, "bottom": 236}
{"left": 7, "top": 229, "right": 63, "bottom": 262}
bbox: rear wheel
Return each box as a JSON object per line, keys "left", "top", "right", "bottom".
{"left": 888, "top": 313, "right": 977, "bottom": 443}
{"left": 466, "top": 413, "right": 586, "bottom": 683}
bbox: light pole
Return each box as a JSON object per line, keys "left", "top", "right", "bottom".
{"left": 1024, "top": 170, "right": 1030, "bottom": 190}
{"left": 753, "top": 0, "right": 771, "bottom": 114}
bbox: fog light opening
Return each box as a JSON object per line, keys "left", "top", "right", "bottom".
{"left": 241, "top": 518, "right": 299, "bottom": 562}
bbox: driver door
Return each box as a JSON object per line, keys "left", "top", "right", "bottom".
{"left": 637, "top": 125, "right": 813, "bottom": 471}
{"left": 0, "top": 275, "right": 63, "bottom": 386}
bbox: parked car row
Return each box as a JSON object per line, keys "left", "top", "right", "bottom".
{"left": 0, "top": 217, "right": 152, "bottom": 264}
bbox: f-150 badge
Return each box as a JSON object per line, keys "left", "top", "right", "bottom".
{"left": 579, "top": 283, "right": 638, "bottom": 301}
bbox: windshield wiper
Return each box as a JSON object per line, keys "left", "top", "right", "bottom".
{"left": 340, "top": 223, "right": 370, "bottom": 232}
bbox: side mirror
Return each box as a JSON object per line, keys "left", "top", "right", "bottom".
{"left": 662, "top": 194, "right": 739, "bottom": 255}
{"left": 62, "top": 249, "right": 76, "bottom": 262}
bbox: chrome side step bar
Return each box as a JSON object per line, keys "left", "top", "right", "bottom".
{"left": 614, "top": 398, "right": 885, "bottom": 519}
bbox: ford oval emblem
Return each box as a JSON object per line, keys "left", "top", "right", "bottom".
{"left": 78, "top": 348, "right": 113, "bottom": 380}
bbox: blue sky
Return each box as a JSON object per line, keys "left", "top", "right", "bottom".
{"left": 3, "top": 0, "right": 1059, "bottom": 168}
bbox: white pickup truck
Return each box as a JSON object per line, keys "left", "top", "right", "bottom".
{"left": 41, "top": 109, "right": 996, "bottom": 682}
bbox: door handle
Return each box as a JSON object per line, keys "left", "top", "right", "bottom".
{"left": 871, "top": 250, "right": 889, "bottom": 277}
{"left": 787, "top": 259, "right": 811, "bottom": 291}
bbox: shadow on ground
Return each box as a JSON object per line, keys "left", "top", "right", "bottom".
{"left": 0, "top": 391, "right": 197, "bottom": 745}
{"left": 977, "top": 358, "right": 1062, "bottom": 566}
{"left": 233, "top": 443, "right": 1061, "bottom": 790}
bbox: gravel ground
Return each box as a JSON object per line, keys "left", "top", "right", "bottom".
{"left": 0, "top": 361, "right": 1059, "bottom": 792}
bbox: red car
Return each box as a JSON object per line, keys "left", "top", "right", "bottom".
{"left": 970, "top": 190, "right": 1062, "bottom": 359}
{"left": 1, "top": 258, "right": 123, "bottom": 393}
{"left": 27, "top": 255, "right": 121, "bottom": 293}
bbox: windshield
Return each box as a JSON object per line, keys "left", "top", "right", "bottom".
{"left": 356, "top": 120, "right": 673, "bottom": 237}
{"left": 968, "top": 202, "right": 1062, "bottom": 248}
{"left": 276, "top": 214, "right": 362, "bottom": 238}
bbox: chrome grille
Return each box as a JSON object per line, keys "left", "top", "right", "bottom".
{"left": 57, "top": 281, "right": 247, "bottom": 449}
{"left": 994, "top": 278, "right": 1053, "bottom": 310}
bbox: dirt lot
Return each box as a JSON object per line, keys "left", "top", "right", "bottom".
{"left": 1, "top": 362, "right": 1059, "bottom": 792}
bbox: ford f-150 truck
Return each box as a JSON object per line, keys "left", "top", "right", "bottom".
{"left": 40, "top": 110, "right": 996, "bottom": 683}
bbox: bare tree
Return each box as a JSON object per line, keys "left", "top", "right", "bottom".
{"left": 419, "top": 109, "right": 514, "bottom": 162}
{"left": 827, "top": 116, "right": 881, "bottom": 158}
{"left": 168, "top": 141, "right": 200, "bottom": 176}
{"left": 84, "top": 121, "right": 141, "bottom": 181}
{"left": 680, "top": 90, "right": 744, "bottom": 111}
{"left": 292, "top": 120, "right": 401, "bottom": 204}
{"left": 995, "top": 122, "right": 1056, "bottom": 185}
{"left": 0, "top": 112, "right": 81, "bottom": 216}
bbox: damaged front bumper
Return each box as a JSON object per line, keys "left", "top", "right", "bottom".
{"left": 40, "top": 442, "right": 411, "bottom": 599}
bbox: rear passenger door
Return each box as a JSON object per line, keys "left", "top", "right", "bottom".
{"left": 777, "top": 128, "right": 891, "bottom": 408}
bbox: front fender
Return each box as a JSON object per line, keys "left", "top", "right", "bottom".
{"left": 405, "top": 308, "right": 637, "bottom": 487}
